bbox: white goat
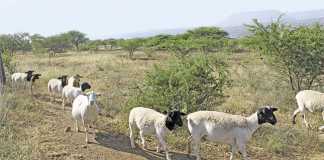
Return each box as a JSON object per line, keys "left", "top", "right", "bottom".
{"left": 62, "top": 82, "right": 91, "bottom": 110}
{"left": 292, "top": 90, "right": 324, "bottom": 128}
{"left": 129, "top": 107, "right": 185, "bottom": 160}
{"left": 11, "top": 70, "right": 34, "bottom": 89}
{"left": 48, "top": 75, "right": 68, "bottom": 102}
{"left": 72, "top": 91, "right": 101, "bottom": 143}
{"left": 187, "top": 106, "right": 278, "bottom": 160}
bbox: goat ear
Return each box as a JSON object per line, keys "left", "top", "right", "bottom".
{"left": 180, "top": 112, "right": 186, "bottom": 116}
{"left": 162, "top": 111, "right": 168, "bottom": 115}
{"left": 272, "top": 108, "right": 278, "bottom": 112}
{"left": 57, "top": 76, "right": 62, "bottom": 79}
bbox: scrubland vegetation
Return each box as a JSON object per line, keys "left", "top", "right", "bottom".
{"left": 0, "top": 20, "right": 323, "bottom": 159}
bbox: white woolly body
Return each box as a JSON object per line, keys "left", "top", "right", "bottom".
{"left": 129, "top": 107, "right": 172, "bottom": 160}
{"left": 129, "top": 107, "right": 168, "bottom": 135}
{"left": 187, "top": 111, "right": 262, "bottom": 160}
{"left": 296, "top": 90, "right": 324, "bottom": 112}
{"left": 72, "top": 92, "right": 100, "bottom": 143}
{"left": 11, "top": 72, "right": 33, "bottom": 89}
{"left": 293, "top": 90, "right": 324, "bottom": 129}
{"left": 48, "top": 79, "right": 64, "bottom": 95}
{"left": 72, "top": 94, "right": 99, "bottom": 123}
{"left": 62, "top": 85, "right": 82, "bottom": 100}
{"left": 11, "top": 73, "right": 28, "bottom": 82}
{"left": 187, "top": 111, "right": 258, "bottom": 145}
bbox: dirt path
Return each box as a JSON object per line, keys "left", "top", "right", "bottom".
{"left": 31, "top": 94, "right": 195, "bottom": 160}
{"left": 10, "top": 92, "right": 323, "bottom": 160}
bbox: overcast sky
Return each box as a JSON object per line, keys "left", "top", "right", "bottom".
{"left": 1, "top": 0, "right": 323, "bottom": 39}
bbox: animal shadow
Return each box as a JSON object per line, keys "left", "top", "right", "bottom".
{"left": 95, "top": 132, "right": 195, "bottom": 160}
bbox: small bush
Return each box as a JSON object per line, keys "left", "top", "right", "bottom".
{"left": 2, "top": 50, "right": 16, "bottom": 75}
{"left": 127, "top": 54, "right": 231, "bottom": 112}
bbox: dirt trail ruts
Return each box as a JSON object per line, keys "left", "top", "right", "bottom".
{"left": 31, "top": 93, "right": 195, "bottom": 160}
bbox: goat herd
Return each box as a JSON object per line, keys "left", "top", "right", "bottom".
{"left": 10, "top": 70, "right": 324, "bottom": 160}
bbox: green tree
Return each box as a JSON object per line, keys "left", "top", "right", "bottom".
{"left": 193, "top": 37, "right": 225, "bottom": 55}
{"left": 165, "top": 37, "right": 196, "bottom": 58}
{"left": 45, "top": 34, "right": 72, "bottom": 53}
{"left": 119, "top": 38, "right": 144, "bottom": 59}
{"left": 128, "top": 55, "right": 231, "bottom": 112}
{"left": 186, "top": 27, "right": 228, "bottom": 39}
{"left": 0, "top": 34, "right": 20, "bottom": 56}
{"left": 31, "top": 34, "right": 47, "bottom": 53}
{"left": 65, "top": 30, "right": 89, "bottom": 51}
{"left": 145, "top": 34, "right": 173, "bottom": 50}
{"left": 247, "top": 19, "right": 324, "bottom": 91}
{"left": 0, "top": 33, "right": 32, "bottom": 56}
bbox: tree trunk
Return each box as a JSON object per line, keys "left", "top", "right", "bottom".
{"left": 0, "top": 51, "right": 6, "bottom": 95}
{"left": 75, "top": 43, "right": 79, "bottom": 52}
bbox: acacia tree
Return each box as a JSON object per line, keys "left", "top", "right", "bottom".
{"left": 165, "top": 37, "right": 196, "bottom": 58}
{"left": 65, "top": 30, "right": 88, "bottom": 51}
{"left": 0, "top": 33, "right": 31, "bottom": 56}
{"left": 247, "top": 19, "right": 324, "bottom": 91}
{"left": 186, "top": 26, "right": 228, "bottom": 39}
{"left": 180, "top": 27, "right": 228, "bottom": 55}
{"left": 119, "top": 39, "right": 144, "bottom": 59}
{"left": 193, "top": 37, "right": 225, "bottom": 55}
{"left": 31, "top": 34, "right": 47, "bottom": 53}
{"left": 0, "top": 35, "right": 19, "bottom": 56}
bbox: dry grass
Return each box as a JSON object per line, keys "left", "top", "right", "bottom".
{"left": 0, "top": 50, "right": 323, "bottom": 160}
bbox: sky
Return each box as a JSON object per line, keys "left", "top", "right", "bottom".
{"left": 0, "top": 0, "right": 324, "bottom": 39}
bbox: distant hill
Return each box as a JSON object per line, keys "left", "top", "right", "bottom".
{"left": 218, "top": 10, "right": 289, "bottom": 27}
{"left": 103, "top": 9, "right": 324, "bottom": 39}
{"left": 220, "top": 9, "right": 324, "bottom": 38}
{"left": 105, "top": 28, "right": 188, "bottom": 39}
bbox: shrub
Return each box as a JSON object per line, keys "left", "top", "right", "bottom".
{"left": 247, "top": 19, "right": 324, "bottom": 91}
{"left": 127, "top": 54, "right": 231, "bottom": 113}
{"left": 2, "top": 50, "right": 16, "bottom": 75}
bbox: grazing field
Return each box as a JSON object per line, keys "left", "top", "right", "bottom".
{"left": 0, "top": 50, "right": 323, "bottom": 160}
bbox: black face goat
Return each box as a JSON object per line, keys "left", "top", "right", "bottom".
{"left": 25, "top": 70, "right": 35, "bottom": 81}
{"left": 58, "top": 75, "right": 68, "bottom": 87}
{"left": 257, "top": 106, "right": 278, "bottom": 125}
{"left": 80, "top": 82, "right": 91, "bottom": 92}
{"left": 164, "top": 110, "right": 186, "bottom": 131}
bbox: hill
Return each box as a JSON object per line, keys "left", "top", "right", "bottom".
{"left": 104, "top": 9, "right": 324, "bottom": 39}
